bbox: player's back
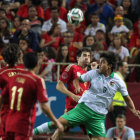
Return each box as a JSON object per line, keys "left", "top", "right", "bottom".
{"left": 0, "top": 66, "right": 25, "bottom": 110}
{"left": 6, "top": 70, "right": 48, "bottom": 136}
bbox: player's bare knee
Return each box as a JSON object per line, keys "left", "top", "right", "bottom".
{"left": 58, "top": 117, "right": 70, "bottom": 127}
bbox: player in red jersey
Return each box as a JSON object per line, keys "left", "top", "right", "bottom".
{"left": 0, "top": 43, "right": 25, "bottom": 140}
{"left": 1, "top": 52, "right": 64, "bottom": 140}
{"left": 33, "top": 48, "right": 95, "bottom": 135}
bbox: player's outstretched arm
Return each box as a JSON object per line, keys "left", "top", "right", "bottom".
{"left": 124, "top": 96, "right": 140, "bottom": 119}
{"left": 40, "top": 102, "right": 64, "bottom": 132}
{"left": 56, "top": 80, "right": 81, "bottom": 102}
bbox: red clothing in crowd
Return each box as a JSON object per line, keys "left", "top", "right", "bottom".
{"left": 69, "top": 0, "right": 86, "bottom": 11}
{"left": 17, "top": 4, "right": 44, "bottom": 19}
{"left": 42, "top": 33, "right": 62, "bottom": 50}
{"left": 69, "top": 44, "right": 78, "bottom": 62}
{"left": 129, "top": 32, "right": 140, "bottom": 50}
{"left": 44, "top": 7, "right": 67, "bottom": 22}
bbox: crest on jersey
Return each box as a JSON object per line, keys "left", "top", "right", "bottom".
{"left": 62, "top": 72, "right": 68, "bottom": 79}
{"left": 110, "top": 81, "right": 114, "bottom": 87}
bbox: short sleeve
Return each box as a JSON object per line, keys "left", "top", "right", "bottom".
{"left": 36, "top": 78, "right": 48, "bottom": 103}
{"left": 118, "top": 79, "right": 129, "bottom": 96}
{"left": 106, "top": 128, "right": 114, "bottom": 138}
{"left": 80, "top": 70, "right": 97, "bottom": 82}
{"left": 128, "top": 128, "right": 135, "bottom": 139}
{"left": 59, "top": 64, "right": 73, "bottom": 83}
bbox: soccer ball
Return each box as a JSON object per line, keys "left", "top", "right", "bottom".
{"left": 67, "top": 8, "right": 84, "bottom": 25}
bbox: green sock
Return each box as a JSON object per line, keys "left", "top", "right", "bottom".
{"left": 48, "top": 121, "right": 55, "bottom": 129}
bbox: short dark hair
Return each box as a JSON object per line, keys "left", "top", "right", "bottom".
{"left": 2, "top": 43, "right": 20, "bottom": 67}
{"left": 23, "top": 52, "right": 38, "bottom": 70}
{"left": 50, "top": 7, "right": 59, "bottom": 12}
{"left": 76, "top": 48, "right": 91, "bottom": 57}
{"left": 116, "top": 114, "right": 126, "bottom": 120}
{"left": 100, "top": 52, "right": 117, "bottom": 72}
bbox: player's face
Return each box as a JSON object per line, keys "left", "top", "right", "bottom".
{"left": 116, "top": 118, "right": 126, "bottom": 129}
{"left": 80, "top": 51, "right": 91, "bottom": 66}
{"left": 99, "top": 57, "right": 111, "bottom": 74}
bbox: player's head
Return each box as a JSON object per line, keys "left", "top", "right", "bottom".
{"left": 99, "top": 52, "right": 116, "bottom": 74}
{"left": 76, "top": 48, "right": 91, "bottom": 67}
{"left": 2, "top": 43, "right": 20, "bottom": 67}
{"left": 23, "top": 52, "right": 38, "bottom": 70}
{"left": 116, "top": 114, "right": 126, "bottom": 129}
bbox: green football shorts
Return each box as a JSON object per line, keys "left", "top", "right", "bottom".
{"left": 61, "top": 103, "right": 106, "bottom": 137}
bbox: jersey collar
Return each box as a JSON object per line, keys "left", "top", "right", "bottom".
{"left": 110, "top": 72, "right": 114, "bottom": 78}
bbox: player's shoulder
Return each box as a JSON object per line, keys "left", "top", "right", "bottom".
{"left": 0, "top": 66, "right": 17, "bottom": 75}
{"left": 65, "top": 64, "right": 76, "bottom": 72}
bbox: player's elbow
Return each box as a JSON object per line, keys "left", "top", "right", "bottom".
{"left": 56, "top": 80, "right": 62, "bottom": 91}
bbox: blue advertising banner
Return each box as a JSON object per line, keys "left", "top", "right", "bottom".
{"left": 35, "top": 82, "right": 80, "bottom": 132}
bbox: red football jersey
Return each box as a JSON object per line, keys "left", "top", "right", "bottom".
{"left": 59, "top": 64, "right": 89, "bottom": 110}
{"left": 0, "top": 66, "right": 25, "bottom": 136}
{"left": 4, "top": 71, "right": 48, "bottom": 136}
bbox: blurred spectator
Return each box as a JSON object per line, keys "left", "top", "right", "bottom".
{"left": 12, "top": 19, "right": 39, "bottom": 51}
{"left": 62, "top": 31, "right": 78, "bottom": 62}
{"left": 68, "top": 0, "right": 87, "bottom": 11}
{"left": 36, "top": 47, "right": 56, "bottom": 82}
{"left": 28, "top": 5, "right": 44, "bottom": 36}
{"left": 17, "top": 0, "right": 44, "bottom": 19}
{"left": 118, "top": 0, "right": 138, "bottom": 9}
{"left": 107, "top": 0, "right": 117, "bottom": 9}
{"left": 11, "top": 16, "right": 21, "bottom": 34}
{"left": 67, "top": 22, "right": 84, "bottom": 50}
{"left": 83, "top": 35, "right": 95, "bottom": 49}
{"left": 106, "top": 114, "right": 135, "bottom": 140}
{"left": 19, "top": 36, "right": 33, "bottom": 53}
{"left": 56, "top": 44, "right": 70, "bottom": 74}
{"left": 44, "top": 0, "right": 67, "bottom": 22}
{"left": 0, "top": 8, "right": 6, "bottom": 18}
{"left": 120, "top": 0, "right": 137, "bottom": 23}
{"left": 129, "top": 18, "right": 140, "bottom": 50}
{"left": 42, "top": 7, "right": 67, "bottom": 33}
{"left": 110, "top": 15, "right": 129, "bottom": 34}
{"left": 91, "top": 41, "right": 104, "bottom": 62}
{"left": 95, "top": 29, "right": 108, "bottom": 50}
{"left": 87, "top": 0, "right": 114, "bottom": 25}
{"left": 108, "top": 61, "right": 128, "bottom": 126}
{"left": 84, "top": 13, "right": 106, "bottom": 36}
{"left": 0, "top": 17, "right": 12, "bottom": 44}
{"left": 107, "top": 6, "right": 133, "bottom": 32}
{"left": 40, "top": 24, "right": 62, "bottom": 51}
{"left": 129, "top": 50, "right": 140, "bottom": 82}
{"left": 41, "top": 0, "right": 49, "bottom": 10}
{"left": 108, "top": 34, "right": 129, "bottom": 62}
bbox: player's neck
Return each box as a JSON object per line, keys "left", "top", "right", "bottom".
{"left": 78, "top": 64, "right": 87, "bottom": 71}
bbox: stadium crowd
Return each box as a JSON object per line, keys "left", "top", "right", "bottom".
{"left": 0, "top": 0, "right": 140, "bottom": 82}
{"left": 0, "top": 0, "right": 140, "bottom": 140}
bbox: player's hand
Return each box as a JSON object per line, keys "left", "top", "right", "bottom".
{"left": 91, "top": 62, "right": 98, "bottom": 70}
{"left": 72, "top": 94, "right": 81, "bottom": 102}
{"left": 74, "top": 86, "right": 83, "bottom": 94}
{"left": 55, "top": 120, "right": 64, "bottom": 133}
{"left": 132, "top": 109, "right": 140, "bottom": 119}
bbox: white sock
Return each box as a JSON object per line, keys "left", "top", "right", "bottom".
{"left": 33, "top": 122, "right": 51, "bottom": 135}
